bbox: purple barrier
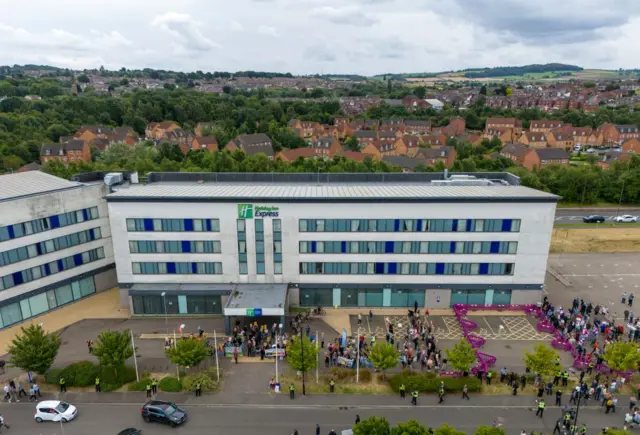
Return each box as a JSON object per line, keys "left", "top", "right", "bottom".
{"left": 476, "top": 351, "right": 497, "bottom": 365}
{"left": 551, "top": 337, "right": 572, "bottom": 351}
{"left": 460, "top": 318, "right": 478, "bottom": 331}
{"left": 536, "top": 320, "right": 556, "bottom": 334}
{"left": 439, "top": 371, "right": 464, "bottom": 377}
{"left": 466, "top": 333, "right": 486, "bottom": 348}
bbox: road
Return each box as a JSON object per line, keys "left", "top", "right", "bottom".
{"left": 0, "top": 401, "right": 628, "bottom": 435}
{"left": 555, "top": 208, "right": 640, "bottom": 224}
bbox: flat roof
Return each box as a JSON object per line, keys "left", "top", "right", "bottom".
{"left": 106, "top": 183, "right": 559, "bottom": 203}
{"left": 0, "top": 171, "right": 82, "bottom": 202}
{"left": 224, "top": 284, "right": 287, "bottom": 316}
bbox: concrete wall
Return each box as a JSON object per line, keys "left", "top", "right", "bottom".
{"left": 287, "top": 287, "right": 300, "bottom": 307}
{"left": 94, "top": 267, "right": 117, "bottom": 293}
{"left": 426, "top": 289, "right": 451, "bottom": 309}
{"left": 510, "top": 289, "right": 543, "bottom": 305}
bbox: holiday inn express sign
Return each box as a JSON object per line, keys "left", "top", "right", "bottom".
{"left": 237, "top": 204, "right": 280, "bottom": 219}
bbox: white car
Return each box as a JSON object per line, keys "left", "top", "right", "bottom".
{"left": 34, "top": 400, "right": 78, "bottom": 423}
{"left": 615, "top": 215, "right": 638, "bottom": 223}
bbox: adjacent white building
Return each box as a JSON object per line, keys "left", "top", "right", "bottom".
{"left": 0, "top": 172, "right": 116, "bottom": 329}
{"left": 105, "top": 172, "right": 558, "bottom": 324}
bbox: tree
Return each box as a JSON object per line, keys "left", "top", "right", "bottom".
{"left": 446, "top": 339, "right": 476, "bottom": 373}
{"left": 523, "top": 344, "right": 559, "bottom": 378}
{"left": 391, "top": 420, "right": 429, "bottom": 435}
{"left": 344, "top": 135, "right": 360, "bottom": 151}
{"left": 7, "top": 324, "right": 61, "bottom": 375}
{"left": 92, "top": 330, "right": 134, "bottom": 376}
{"left": 479, "top": 85, "right": 487, "bottom": 95}
{"left": 434, "top": 425, "right": 466, "bottom": 435}
{"left": 603, "top": 341, "right": 640, "bottom": 372}
{"left": 286, "top": 335, "right": 318, "bottom": 374}
{"left": 413, "top": 86, "right": 426, "bottom": 99}
{"left": 353, "top": 416, "right": 391, "bottom": 435}
{"left": 368, "top": 342, "right": 399, "bottom": 378}
{"left": 165, "top": 339, "right": 208, "bottom": 368}
{"left": 505, "top": 88, "right": 513, "bottom": 97}
{"left": 476, "top": 426, "right": 506, "bottom": 435}
{"left": 77, "top": 74, "right": 90, "bottom": 83}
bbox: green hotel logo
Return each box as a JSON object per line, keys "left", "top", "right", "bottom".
{"left": 238, "top": 204, "right": 280, "bottom": 219}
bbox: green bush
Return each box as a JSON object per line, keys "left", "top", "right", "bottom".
{"left": 60, "top": 361, "right": 99, "bottom": 387}
{"left": 388, "top": 370, "right": 482, "bottom": 393}
{"left": 128, "top": 378, "right": 151, "bottom": 392}
{"left": 359, "top": 369, "right": 372, "bottom": 382}
{"left": 159, "top": 376, "right": 182, "bottom": 392}
{"left": 45, "top": 368, "right": 63, "bottom": 385}
{"left": 328, "top": 367, "right": 355, "bottom": 382}
{"left": 182, "top": 373, "right": 217, "bottom": 392}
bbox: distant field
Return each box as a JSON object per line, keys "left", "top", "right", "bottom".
{"left": 551, "top": 227, "right": 640, "bottom": 253}
{"left": 402, "top": 68, "right": 627, "bottom": 84}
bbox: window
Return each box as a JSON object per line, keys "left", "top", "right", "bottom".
{"left": 0, "top": 207, "right": 99, "bottom": 243}
{"left": 297, "top": 219, "right": 520, "bottom": 233}
{"left": 300, "top": 288, "right": 332, "bottom": 307}
{"left": 255, "top": 219, "right": 264, "bottom": 275}
{"left": 237, "top": 219, "right": 247, "bottom": 274}
{"left": 273, "top": 219, "right": 282, "bottom": 275}
{"left": 131, "top": 262, "right": 222, "bottom": 275}
{"left": 125, "top": 218, "right": 220, "bottom": 232}
{"left": 129, "top": 240, "right": 221, "bottom": 254}
{"left": 299, "top": 262, "right": 514, "bottom": 275}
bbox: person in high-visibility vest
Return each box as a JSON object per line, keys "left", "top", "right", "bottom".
{"left": 195, "top": 381, "right": 202, "bottom": 397}
{"left": 329, "top": 380, "right": 335, "bottom": 393}
{"left": 289, "top": 383, "right": 295, "bottom": 399}
{"left": 411, "top": 390, "right": 418, "bottom": 405}
{"left": 536, "top": 399, "right": 545, "bottom": 418}
{"left": 151, "top": 378, "right": 158, "bottom": 395}
{"left": 587, "top": 362, "right": 594, "bottom": 375}
{"left": 486, "top": 371, "right": 493, "bottom": 385}
{"left": 145, "top": 382, "right": 152, "bottom": 398}
{"left": 562, "top": 371, "right": 569, "bottom": 387}
{"left": 95, "top": 376, "right": 101, "bottom": 392}
{"left": 554, "top": 370, "right": 561, "bottom": 386}
{"left": 59, "top": 377, "right": 66, "bottom": 393}
{"left": 399, "top": 384, "right": 406, "bottom": 399}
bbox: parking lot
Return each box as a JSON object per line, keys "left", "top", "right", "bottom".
{"left": 554, "top": 208, "right": 640, "bottom": 224}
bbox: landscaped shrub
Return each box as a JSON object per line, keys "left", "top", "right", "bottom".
{"left": 60, "top": 361, "right": 99, "bottom": 387}
{"left": 128, "top": 378, "right": 151, "bottom": 392}
{"left": 46, "top": 363, "right": 137, "bottom": 391}
{"left": 328, "top": 367, "right": 355, "bottom": 381}
{"left": 388, "top": 370, "right": 482, "bottom": 393}
{"left": 182, "top": 373, "right": 216, "bottom": 392}
{"left": 44, "top": 368, "right": 63, "bottom": 385}
{"left": 359, "top": 368, "right": 372, "bottom": 382}
{"left": 159, "top": 376, "right": 182, "bottom": 392}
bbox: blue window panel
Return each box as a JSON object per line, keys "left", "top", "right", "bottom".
{"left": 450, "top": 242, "right": 456, "bottom": 253}
{"left": 490, "top": 242, "right": 500, "bottom": 253}
{"left": 341, "top": 242, "right": 347, "bottom": 253}
{"left": 452, "top": 220, "right": 458, "bottom": 232}
{"left": 50, "top": 215, "right": 60, "bottom": 229}
{"left": 181, "top": 241, "right": 191, "bottom": 253}
{"left": 417, "top": 220, "right": 422, "bottom": 232}
{"left": 82, "top": 209, "right": 89, "bottom": 221}
{"left": 466, "top": 220, "right": 472, "bottom": 232}
{"left": 435, "top": 263, "right": 445, "bottom": 275}
{"left": 191, "top": 263, "right": 198, "bottom": 274}
{"left": 89, "top": 229, "right": 96, "bottom": 240}
{"left": 143, "top": 219, "right": 154, "bottom": 232}
{"left": 375, "top": 262, "right": 385, "bottom": 274}
{"left": 36, "top": 243, "right": 43, "bottom": 255}
{"left": 385, "top": 241, "right": 394, "bottom": 253}
{"left": 501, "top": 219, "right": 512, "bottom": 232}
{"left": 57, "top": 260, "right": 64, "bottom": 271}
{"left": 479, "top": 263, "right": 489, "bottom": 275}
{"left": 394, "top": 220, "right": 400, "bottom": 232}
{"left": 311, "top": 241, "right": 317, "bottom": 253}
{"left": 388, "top": 262, "right": 397, "bottom": 275}
{"left": 12, "top": 272, "right": 24, "bottom": 286}
{"left": 44, "top": 264, "right": 51, "bottom": 276}
{"left": 7, "top": 226, "right": 15, "bottom": 239}
{"left": 206, "top": 219, "right": 212, "bottom": 231}
{"left": 167, "top": 262, "right": 176, "bottom": 274}
{"left": 73, "top": 254, "right": 83, "bottom": 266}
{"left": 184, "top": 219, "right": 194, "bottom": 232}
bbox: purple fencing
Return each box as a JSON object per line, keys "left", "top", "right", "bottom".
{"left": 466, "top": 333, "right": 486, "bottom": 348}
{"left": 536, "top": 320, "right": 556, "bottom": 334}
{"left": 460, "top": 318, "right": 478, "bottom": 332}
{"left": 477, "top": 351, "right": 497, "bottom": 366}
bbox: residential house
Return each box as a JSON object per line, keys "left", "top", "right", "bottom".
{"left": 546, "top": 131, "right": 574, "bottom": 149}
{"left": 191, "top": 136, "right": 219, "bottom": 152}
{"left": 17, "top": 162, "right": 41, "bottom": 173}
{"left": 599, "top": 123, "right": 640, "bottom": 145}
{"left": 378, "top": 131, "right": 397, "bottom": 145}
{"left": 424, "top": 99, "right": 444, "bottom": 111}
{"left": 311, "top": 136, "right": 343, "bottom": 158}
{"left": 597, "top": 151, "right": 633, "bottom": 169}
{"left": 568, "top": 127, "right": 594, "bottom": 146}
{"left": 195, "top": 122, "right": 216, "bottom": 137}
{"left": 349, "top": 119, "right": 365, "bottom": 131}
{"left": 382, "top": 155, "right": 425, "bottom": 172}
{"left": 394, "top": 135, "right": 421, "bottom": 156}
{"left": 485, "top": 118, "right": 523, "bottom": 133}
{"left": 403, "top": 120, "right": 431, "bottom": 135}
{"left": 364, "top": 120, "right": 379, "bottom": 130}
{"left": 361, "top": 141, "right": 397, "bottom": 160}
{"left": 622, "top": 138, "right": 640, "bottom": 153}
{"left": 353, "top": 130, "right": 378, "bottom": 145}
{"left": 415, "top": 146, "right": 456, "bottom": 167}
{"left": 485, "top": 128, "right": 517, "bottom": 143}
{"left": 522, "top": 148, "right": 570, "bottom": 171}
{"left": 88, "top": 138, "right": 110, "bottom": 151}
{"left": 500, "top": 143, "right": 530, "bottom": 165}
{"left": 529, "top": 120, "right": 564, "bottom": 133}
{"left": 519, "top": 131, "right": 548, "bottom": 148}
{"left": 146, "top": 121, "right": 180, "bottom": 140}
{"left": 226, "top": 133, "right": 274, "bottom": 158}
{"left": 40, "top": 140, "right": 91, "bottom": 165}
{"left": 288, "top": 119, "right": 322, "bottom": 138}
{"left": 334, "top": 118, "right": 349, "bottom": 128}
{"left": 421, "top": 135, "right": 447, "bottom": 148}
{"left": 338, "top": 150, "right": 367, "bottom": 162}
{"left": 455, "top": 133, "right": 482, "bottom": 146}
{"left": 448, "top": 117, "right": 466, "bottom": 135}
{"left": 403, "top": 95, "right": 431, "bottom": 111}
{"left": 106, "top": 127, "right": 139, "bottom": 146}
{"left": 74, "top": 125, "right": 111, "bottom": 143}
{"left": 275, "top": 147, "right": 322, "bottom": 163}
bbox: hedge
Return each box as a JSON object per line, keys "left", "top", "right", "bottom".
{"left": 388, "top": 370, "right": 482, "bottom": 393}
{"left": 46, "top": 363, "right": 136, "bottom": 391}
{"left": 182, "top": 373, "right": 217, "bottom": 392}
{"left": 159, "top": 376, "right": 182, "bottom": 392}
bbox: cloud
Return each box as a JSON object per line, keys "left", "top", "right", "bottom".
{"left": 151, "top": 12, "right": 217, "bottom": 52}
{"left": 303, "top": 45, "right": 337, "bottom": 62}
{"left": 257, "top": 25, "right": 278, "bottom": 37}
{"left": 311, "top": 6, "right": 377, "bottom": 26}
{"left": 231, "top": 21, "right": 244, "bottom": 31}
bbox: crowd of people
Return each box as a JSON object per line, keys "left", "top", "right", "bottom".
{"left": 3, "top": 378, "right": 40, "bottom": 403}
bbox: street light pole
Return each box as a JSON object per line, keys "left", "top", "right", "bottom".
{"left": 275, "top": 323, "right": 282, "bottom": 386}
{"left": 161, "top": 292, "right": 168, "bottom": 334}
{"left": 356, "top": 327, "right": 360, "bottom": 383}
{"left": 572, "top": 388, "right": 583, "bottom": 435}
{"left": 300, "top": 325, "right": 306, "bottom": 395}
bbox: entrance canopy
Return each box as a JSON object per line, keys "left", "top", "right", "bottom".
{"left": 224, "top": 284, "right": 287, "bottom": 317}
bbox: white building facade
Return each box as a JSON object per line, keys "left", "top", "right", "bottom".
{"left": 106, "top": 173, "right": 559, "bottom": 317}
{"left": 0, "top": 172, "right": 116, "bottom": 329}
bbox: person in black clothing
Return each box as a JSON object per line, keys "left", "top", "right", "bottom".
{"left": 316, "top": 424, "right": 320, "bottom": 435}
{"left": 355, "top": 415, "right": 360, "bottom": 424}
{"left": 555, "top": 390, "right": 562, "bottom": 406}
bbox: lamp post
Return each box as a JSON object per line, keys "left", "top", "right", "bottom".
{"left": 299, "top": 324, "right": 306, "bottom": 396}
{"left": 572, "top": 388, "right": 583, "bottom": 435}
{"left": 275, "top": 323, "right": 282, "bottom": 386}
{"left": 356, "top": 327, "right": 361, "bottom": 383}
{"left": 161, "top": 292, "right": 168, "bottom": 334}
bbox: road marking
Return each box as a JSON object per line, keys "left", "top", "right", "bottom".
{"left": 564, "top": 274, "right": 640, "bottom": 277}
{"left": 483, "top": 316, "right": 496, "bottom": 335}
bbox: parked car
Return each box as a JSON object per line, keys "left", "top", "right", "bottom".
{"left": 141, "top": 401, "right": 187, "bottom": 427}
{"left": 615, "top": 215, "right": 638, "bottom": 223}
{"left": 118, "top": 429, "right": 142, "bottom": 435}
{"left": 34, "top": 400, "right": 78, "bottom": 423}
{"left": 583, "top": 215, "right": 606, "bottom": 223}
{"left": 586, "top": 148, "right": 596, "bottom": 154}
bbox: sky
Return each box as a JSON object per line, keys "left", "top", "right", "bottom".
{"left": 1, "top": 0, "right": 639, "bottom": 75}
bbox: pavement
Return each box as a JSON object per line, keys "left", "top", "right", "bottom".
{"left": 554, "top": 208, "right": 640, "bottom": 224}
{"left": 0, "top": 392, "right": 631, "bottom": 435}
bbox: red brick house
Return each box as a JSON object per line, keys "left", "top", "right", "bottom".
{"left": 522, "top": 148, "right": 570, "bottom": 171}
{"left": 394, "top": 135, "right": 421, "bottom": 156}
{"left": 622, "top": 138, "right": 640, "bottom": 153}
{"left": 599, "top": 123, "right": 640, "bottom": 145}
{"left": 191, "top": 136, "right": 219, "bottom": 152}
{"left": 275, "top": 147, "right": 321, "bottom": 162}
{"left": 403, "top": 120, "right": 431, "bottom": 135}
{"left": 353, "top": 130, "right": 378, "bottom": 144}
{"left": 448, "top": 117, "right": 466, "bottom": 135}
{"left": 226, "top": 133, "right": 274, "bottom": 159}
{"left": 529, "top": 120, "right": 563, "bottom": 133}
{"left": 421, "top": 135, "right": 447, "bottom": 148}
{"left": 310, "top": 136, "right": 343, "bottom": 158}
{"left": 361, "top": 141, "right": 397, "bottom": 160}
{"left": 597, "top": 151, "right": 633, "bottom": 169}
{"left": 146, "top": 121, "right": 181, "bottom": 140}
{"left": 415, "top": 146, "right": 456, "bottom": 167}
{"left": 519, "top": 131, "right": 548, "bottom": 148}
{"left": 41, "top": 140, "right": 91, "bottom": 165}
{"left": 485, "top": 118, "right": 523, "bottom": 133}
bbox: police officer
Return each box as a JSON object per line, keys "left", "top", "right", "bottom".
{"left": 95, "top": 376, "right": 101, "bottom": 392}
{"left": 289, "top": 383, "right": 295, "bottom": 399}
{"left": 438, "top": 385, "right": 445, "bottom": 404}
{"left": 329, "top": 380, "right": 335, "bottom": 393}
{"left": 554, "top": 370, "right": 561, "bottom": 386}
{"left": 146, "top": 382, "right": 152, "bottom": 398}
{"left": 486, "top": 371, "right": 493, "bottom": 385}
{"left": 580, "top": 424, "right": 587, "bottom": 435}
{"left": 151, "top": 377, "right": 158, "bottom": 395}
{"left": 59, "top": 377, "right": 66, "bottom": 393}
{"left": 563, "top": 412, "right": 571, "bottom": 429}
{"left": 555, "top": 389, "right": 562, "bottom": 406}
{"left": 553, "top": 418, "right": 563, "bottom": 434}
{"left": 587, "top": 362, "right": 594, "bottom": 375}
{"left": 411, "top": 390, "right": 418, "bottom": 406}
{"left": 399, "top": 383, "right": 406, "bottom": 399}
{"left": 536, "top": 399, "right": 545, "bottom": 418}
{"left": 195, "top": 381, "right": 202, "bottom": 397}
{"left": 562, "top": 371, "right": 569, "bottom": 387}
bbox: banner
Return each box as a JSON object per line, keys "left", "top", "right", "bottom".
{"left": 338, "top": 356, "right": 354, "bottom": 368}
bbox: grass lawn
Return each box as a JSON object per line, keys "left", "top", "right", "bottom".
{"left": 551, "top": 227, "right": 640, "bottom": 253}
{"left": 279, "top": 374, "right": 393, "bottom": 395}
